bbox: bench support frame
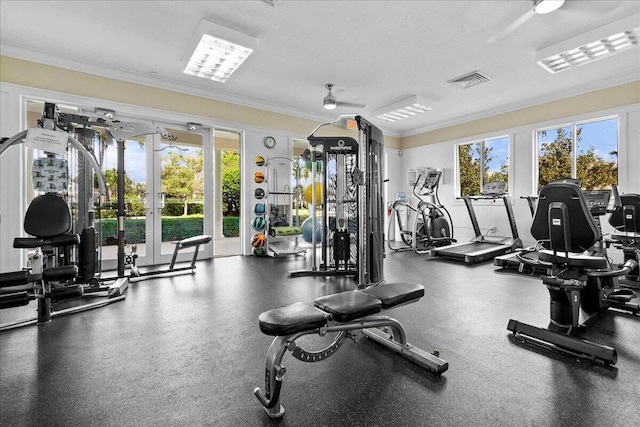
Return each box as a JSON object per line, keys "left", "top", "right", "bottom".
{"left": 254, "top": 314, "right": 448, "bottom": 419}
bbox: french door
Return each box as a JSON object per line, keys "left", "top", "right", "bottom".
{"left": 100, "top": 120, "right": 212, "bottom": 270}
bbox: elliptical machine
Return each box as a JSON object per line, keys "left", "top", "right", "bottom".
{"left": 387, "top": 170, "right": 455, "bottom": 254}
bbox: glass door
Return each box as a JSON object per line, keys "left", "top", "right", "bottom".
{"left": 98, "top": 131, "right": 150, "bottom": 271}
{"left": 148, "top": 123, "right": 211, "bottom": 265}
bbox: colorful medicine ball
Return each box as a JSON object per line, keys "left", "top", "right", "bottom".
{"left": 254, "top": 188, "right": 265, "bottom": 199}
{"left": 251, "top": 233, "right": 266, "bottom": 248}
{"left": 253, "top": 203, "right": 266, "bottom": 215}
{"left": 254, "top": 171, "right": 265, "bottom": 183}
{"left": 304, "top": 182, "right": 323, "bottom": 205}
{"left": 252, "top": 216, "right": 267, "bottom": 231}
{"left": 255, "top": 156, "right": 265, "bottom": 167}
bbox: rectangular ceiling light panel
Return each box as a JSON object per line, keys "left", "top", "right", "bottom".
{"left": 536, "top": 14, "right": 639, "bottom": 74}
{"left": 183, "top": 20, "right": 256, "bottom": 83}
{"left": 372, "top": 96, "right": 433, "bottom": 123}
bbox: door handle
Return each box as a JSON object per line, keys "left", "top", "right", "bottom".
{"left": 159, "top": 192, "right": 166, "bottom": 209}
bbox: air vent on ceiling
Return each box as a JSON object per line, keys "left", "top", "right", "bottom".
{"left": 447, "top": 71, "right": 491, "bottom": 89}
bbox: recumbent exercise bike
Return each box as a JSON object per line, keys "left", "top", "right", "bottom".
{"left": 508, "top": 181, "right": 639, "bottom": 365}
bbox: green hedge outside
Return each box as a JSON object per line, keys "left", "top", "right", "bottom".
{"left": 97, "top": 215, "right": 239, "bottom": 244}
{"left": 223, "top": 217, "right": 239, "bottom": 237}
{"left": 98, "top": 216, "right": 203, "bottom": 245}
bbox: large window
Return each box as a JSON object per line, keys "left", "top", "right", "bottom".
{"left": 537, "top": 117, "right": 618, "bottom": 190}
{"left": 457, "top": 136, "right": 509, "bottom": 196}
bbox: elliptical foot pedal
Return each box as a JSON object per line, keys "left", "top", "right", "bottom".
{"left": 605, "top": 289, "right": 636, "bottom": 302}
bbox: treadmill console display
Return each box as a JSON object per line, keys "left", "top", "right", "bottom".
{"left": 583, "top": 190, "right": 611, "bottom": 216}
{"left": 481, "top": 181, "right": 507, "bottom": 196}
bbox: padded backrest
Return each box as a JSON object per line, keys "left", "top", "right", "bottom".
{"left": 531, "top": 182, "right": 600, "bottom": 253}
{"left": 24, "top": 193, "right": 71, "bottom": 238}
{"left": 609, "top": 194, "right": 640, "bottom": 233}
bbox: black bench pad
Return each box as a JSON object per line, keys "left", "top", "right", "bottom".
{"left": 177, "top": 235, "right": 212, "bottom": 249}
{"left": 259, "top": 302, "right": 330, "bottom": 336}
{"left": 0, "top": 270, "right": 29, "bottom": 288}
{"left": 314, "top": 291, "right": 382, "bottom": 322}
{"left": 0, "top": 291, "right": 31, "bottom": 308}
{"left": 360, "top": 282, "right": 424, "bottom": 308}
{"left": 43, "top": 265, "right": 78, "bottom": 281}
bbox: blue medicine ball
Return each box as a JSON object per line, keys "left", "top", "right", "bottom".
{"left": 254, "top": 203, "right": 266, "bottom": 215}
{"left": 301, "top": 217, "right": 322, "bottom": 244}
{"left": 252, "top": 216, "right": 267, "bottom": 231}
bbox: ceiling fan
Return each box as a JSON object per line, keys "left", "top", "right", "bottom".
{"left": 323, "top": 84, "right": 365, "bottom": 110}
{"left": 487, "top": 0, "right": 565, "bottom": 43}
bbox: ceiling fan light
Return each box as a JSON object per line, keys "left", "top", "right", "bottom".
{"left": 323, "top": 95, "right": 337, "bottom": 110}
{"left": 533, "top": 0, "right": 565, "bottom": 15}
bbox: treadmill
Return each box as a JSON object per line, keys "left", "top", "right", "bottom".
{"left": 432, "top": 181, "right": 522, "bottom": 264}
{"left": 493, "top": 195, "right": 543, "bottom": 273}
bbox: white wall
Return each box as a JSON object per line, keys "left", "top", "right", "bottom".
{"left": 0, "top": 88, "right": 26, "bottom": 271}
{"left": 388, "top": 104, "right": 640, "bottom": 247}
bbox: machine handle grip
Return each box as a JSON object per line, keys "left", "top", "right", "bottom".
{"left": 587, "top": 259, "right": 638, "bottom": 278}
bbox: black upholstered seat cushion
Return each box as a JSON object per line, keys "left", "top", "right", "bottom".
{"left": 258, "top": 302, "right": 329, "bottom": 336}
{"left": 314, "top": 291, "right": 382, "bottom": 322}
{"left": 360, "top": 282, "right": 424, "bottom": 308}
{"left": 42, "top": 265, "right": 78, "bottom": 281}
{"left": 24, "top": 194, "right": 72, "bottom": 238}
{"left": 538, "top": 249, "right": 608, "bottom": 269}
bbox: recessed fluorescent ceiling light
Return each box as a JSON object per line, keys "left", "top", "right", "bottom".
{"left": 536, "top": 14, "right": 639, "bottom": 74}
{"left": 372, "top": 96, "right": 433, "bottom": 123}
{"left": 183, "top": 20, "right": 256, "bottom": 83}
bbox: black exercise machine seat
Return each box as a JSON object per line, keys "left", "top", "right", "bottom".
{"left": 13, "top": 193, "right": 80, "bottom": 250}
{"left": 314, "top": 291, "right": 382, "bottom": 322}
{"left": 13, "top": 193, "right": 79, "bottom": 281}
{"left": 25, "top": 193, "right": 73, "bottom": 237}
{"left": 531, "top": 182, "right": 599, "bottom": 253}
{"left": 259, "top": 282, "right": 425, "bottom": 335}
{"left": 609, "top": 193, "right": 640, "bottom": 234}
{"left": 259, "top": 303, "right": 329, "bottom": 336}
{"left": 537, "top": 250, "right": 609, "bottom": 269}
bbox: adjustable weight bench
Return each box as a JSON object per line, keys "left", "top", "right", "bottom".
{"left": 254, "top": 281, "right": 448, "bottom": 419}
{"left": 128, "top": 234, "right": 212, "bottom": 280}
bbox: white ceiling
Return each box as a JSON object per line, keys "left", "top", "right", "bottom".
{"left": 1, "top": 0, "right": 639, "bottom": 137}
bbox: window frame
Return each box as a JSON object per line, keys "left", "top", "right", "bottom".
{"left": 535, "top": 115, "right": 619, "bottom": 190}
{"left": 456, "top": 134, "right": 510, "bottom": 198}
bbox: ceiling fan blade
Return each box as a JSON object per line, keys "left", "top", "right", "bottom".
{"left": 487, "top": 8, "right": 536, "bottom": 43}
{"left": 336, "top": 101, "right": 366, "bottom": 109}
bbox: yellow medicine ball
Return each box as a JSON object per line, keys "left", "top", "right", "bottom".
{"left": 304, "top": 182, "right": 323, "bottom": 205}
{"left": 255, "top": 156, "right": 265, "bottom": 167}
